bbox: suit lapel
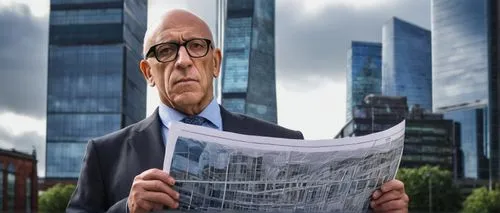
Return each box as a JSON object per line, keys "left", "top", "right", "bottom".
{"left": 128, "top": 108, "right": 165, "bottom": 171}
{"left": 220, "top": 106, "right": 246, "bottom": 134}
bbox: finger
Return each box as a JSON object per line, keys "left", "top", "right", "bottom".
{"left": 372, "top": 190, "right": 382, "bottom": 199}
{"left": 140, "top": 180, "right": 180, "bottom": 200}
{"left": 136, "top": 199, "right": 156, "bottom": 212}
{"left": 152, "top": 203, "right": 164, "bottom": 211}
{"left": 373, "top": 199, "right": 407, "bottom": 212}
{"left": 372, "top": 190, "right": 403, "bottom": 206}
{"left": 380, "top": 179, "right": 405, "bottom": 193}
{"left": 138, "top": 169, "right": 176, "bottom": 186}
{"left": 141, "top": 191, "right": 179, "bottom": 209}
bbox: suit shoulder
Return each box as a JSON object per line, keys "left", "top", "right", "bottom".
{"left": 236, "top": 113, "right": 304, "bottom": 139}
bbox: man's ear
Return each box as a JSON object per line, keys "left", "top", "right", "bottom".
{"left": 212, "top": 48, "right": 222, "bottom": 78}
{"left": 140, "top": 60, "right": 155, "bottom": 86}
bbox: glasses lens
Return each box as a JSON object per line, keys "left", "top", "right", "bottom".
{"left": 187, "top": 39, "right": 209, "bottom": 57}
{"left": 155, "top": 43, "right": 178, "bottom": 62}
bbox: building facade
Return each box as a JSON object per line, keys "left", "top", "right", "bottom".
{"left": 221, "top": 0, "right": 277, "bottom": 123}
{"left": 336, "top": 95, "right": 459, "bottom": 174}
{"left": 382, "top": 17, "right": 432, "bottom": 111}
{"left": 46, "top": 0, "right": 147, "bottom": 180}
{"left": 431, "top": 0, "right": 499, "bottom": 180}
{"left": 346, "top": 41, "right": 382, "bottom": 122}
{"left": 0, "top": 149, "right": 37, "bottom": 212}
{"left": 214, "top": 0, "right": 227, "bottom": 102}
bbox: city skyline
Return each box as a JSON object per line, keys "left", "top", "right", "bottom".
{"left": 0, "top": 0, "right": 431, "bottom": 177}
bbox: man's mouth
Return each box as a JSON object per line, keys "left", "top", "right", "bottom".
{"left": 175, "top": 78, "right": 198, "bottom": 85}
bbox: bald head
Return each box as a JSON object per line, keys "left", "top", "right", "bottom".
{"left": 143, "top": 9, "right": 214, "bottom": 57}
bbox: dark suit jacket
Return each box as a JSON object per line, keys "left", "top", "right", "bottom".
{"left": 66, "top": 106, "right": 304, "bottom": 213}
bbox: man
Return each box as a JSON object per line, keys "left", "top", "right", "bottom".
{"left": 67, "top": 9, "right": 409, "bottom": 213}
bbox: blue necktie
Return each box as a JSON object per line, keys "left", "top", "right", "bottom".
{"left": 181, "top": 116, "right": 209, "bottom": 126}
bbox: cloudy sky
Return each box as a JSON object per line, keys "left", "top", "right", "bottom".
{"left": 0, "top": 0, "right": 430, "bottom": 177}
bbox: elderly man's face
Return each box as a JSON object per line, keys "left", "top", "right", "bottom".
{"left": 140, "top": 12, "right": 221, "bottom": 114}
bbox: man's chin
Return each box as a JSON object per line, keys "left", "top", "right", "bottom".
{"left": 172, "top": 93, "right": 203, "bottom": 106}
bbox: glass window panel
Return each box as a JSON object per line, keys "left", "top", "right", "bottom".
{"left": 47, "top": 45, "right": 123, "bottom": 113}
{"left": 222, "top": 17, "right": 252, "bottom": 93}
{"left": 50, "top": 9, "right": 122, "bottom": 25}
{"left": 222, "top": 98, "right": 245, "bottom": 114}
{"left": 7, "top": 165, "right": 15, "bottom": 212}
{"left": 432, "top": 0, "right": 489, "bottom": 110}
{"left": 26, "top": 177, "right": 31, "bottom": 213}
{"left": 46, "top": 142, "right": 88, "bottom": 178}
{"left": 382, "top": 18, "right": 432, "bottom": 111}
{"left": 47, "top": 114, "right": 121, "bottom": 142}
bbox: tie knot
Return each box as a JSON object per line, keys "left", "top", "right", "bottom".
{"left": 181, "top": 116, "right": 208, "bottom": 126}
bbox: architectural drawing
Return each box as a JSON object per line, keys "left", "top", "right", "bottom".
{"left": 163, "top": 121, "right": 405, "bottom": 213}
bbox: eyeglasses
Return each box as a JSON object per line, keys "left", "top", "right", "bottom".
{"left": 145, "top": 38, "right": 213, "bottom": 63}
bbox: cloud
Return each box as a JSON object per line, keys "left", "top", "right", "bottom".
{"left": 0, "top": 126, "right": 45, "bottom": 177}
{"left": 275, "top": 0, "right": 430, "bottom": 90}
{"left": 0, "top": 3, "right": 48, "bottom": 119}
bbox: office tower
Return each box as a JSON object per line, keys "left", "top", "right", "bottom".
{"left": 214, "top": 0, "right": 227, "bottom": 102}
{"left": 382, "top": 17, "right": 432, "bottom": 111}
{"left": 432, "top": 0, "right": 499, "bottom": 180}
{"left": 335, "top": 95, "right": 459, "bottom": 174}
{"left": 46, "top": 0, "right": 147, "bottom": 180}
{"left": 221, "top": 0, "right": 277, "bottom": 123}
{"left": 346, "top": 41, "right": 382, "bottom": 122}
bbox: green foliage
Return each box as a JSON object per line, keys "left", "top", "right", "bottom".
{"left": 396, "top": 165, "right": 462, "bottom": 212}
{"left": 38, "top": 183, "right": 76, "bottom": 213}
{"left": 462, "top": 187, "right": 500, "bottom": 213}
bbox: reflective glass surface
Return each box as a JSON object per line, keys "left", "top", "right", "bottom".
{"left": 444, "top": 107, "right": 488, "bottom": 179}
{"left": 222, "top": 17, "right": 252, "bottom": 93}
{"left": 50, "top": 9, "right": 122, "bottom": 25}
{"left": 382, "top": 17, "right": 432, "bottom": 110}
{"left": 346, "top": 42, "right": 382, "bottom": 122}
{"left": 222, "top": 0, "right": 277, "bottom": 123}
{"left": 432, "top": 0, "right": 489, "bottom": 110}
{"left": 46, "top": 143, "right": 87, "bottom": 178}
{"left": 223, "top": 98, "right": 245, "bottom": 114}
{"left": 7, "top": 164, "right": 15, "bottom": 212}
{"left": 47, "top": 0, "right": 147, "bottom": 178}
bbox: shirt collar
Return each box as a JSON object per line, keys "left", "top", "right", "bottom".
{"left": 158, "top": 98, "right": 222, "bottom": 129}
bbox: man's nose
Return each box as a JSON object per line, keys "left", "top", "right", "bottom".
{"left": 175, "top": 46, "right": 193, "bottom": 69}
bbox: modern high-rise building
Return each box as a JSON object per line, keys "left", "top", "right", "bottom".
{"left": 346, "top": 41, "right": 382, "bottom": 122}
{"left": 335, "top": 95, "right": 460, "bottom": 175}
{"left": 432, "top": 0, "right": 499, "bottom": 180}
{"left": 221, "top": 0, "right": 277, "bottom": 123}
{"left": 46, "top": 0, "right": 147, "bottom": 180}
{"left": 382, "top": 17, "right": 432, "bottom": 111}
{"left": 214, "top": 0, "right": 227, "bottom": 102}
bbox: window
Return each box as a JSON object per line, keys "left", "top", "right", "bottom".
{"left": 26, "top": 177, "right": 31, "bottom": 213}
{"left": 7, "top": 164, "right": 15, "bottom": 212}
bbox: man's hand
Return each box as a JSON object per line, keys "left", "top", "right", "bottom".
{"left": 127, "top": 169, "right": 180, "bottom": 213}
{"left": 370, "top": 179, "right": 409, "bottom": 213}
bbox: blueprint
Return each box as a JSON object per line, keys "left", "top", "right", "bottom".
{"left": 163, "top": 120, "right": 405, "bottom": 213}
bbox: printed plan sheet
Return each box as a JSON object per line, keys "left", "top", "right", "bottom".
{"left": 163, "top": 121, "right": 405, "bottom": 213}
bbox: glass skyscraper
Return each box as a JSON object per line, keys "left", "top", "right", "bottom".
{"left": 46, "top": 0, "right": 147, "bottom": 179}
{"left": 432, "top": 0, "right": 499, "bottom": 180}
{"left": 382, "top": 17, "right": 432, "bottom": 111}
{"left": 346, "top": 41, "right": 382, "bottom": 122}
{"left": 221, "top": 0, "right": 277, "bottom": 123}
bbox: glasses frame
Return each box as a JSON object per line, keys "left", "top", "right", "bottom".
{"left": 145, "top": 38, "right": 213, "bottom": 63}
